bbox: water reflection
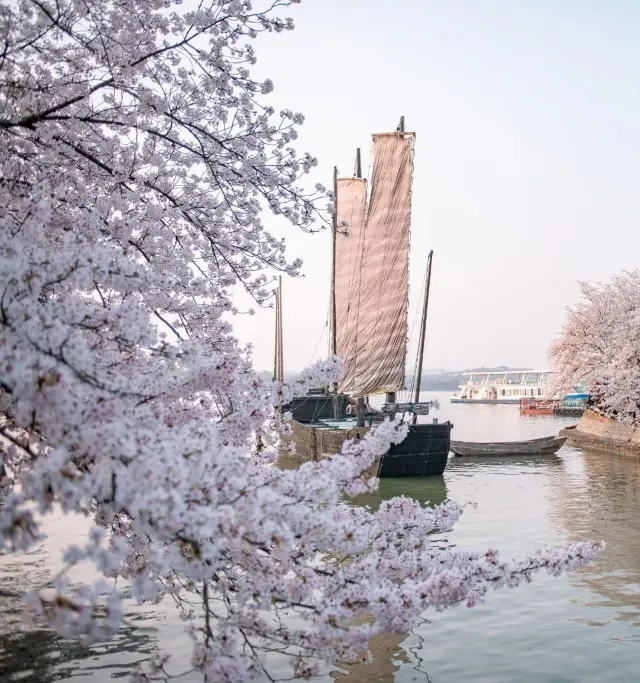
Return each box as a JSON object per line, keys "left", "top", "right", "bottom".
{"left": 547, "top": 448, "right": 640, "bottom": 632}
{"left": 0, "top": 513, "right": 167, "bottom": 683}
{"left": 280, "top": 442, "right": 448, "bottom": 681}
{"left": 351, "top": 476, "right": 448, "bottom": 511}
{"left": 330, "top": 634, "right": 418, "bottom": 683}
{"left": 449, "top": 453, "right": 564, "bottom": 473}
{"left": 0, "top": 580, "right": 159, "bottom": 683}
{"left": 0, "top": 619, "right": 158, "bottom": 683}
{"left": 335, "top": 477, "right": 447, "bottom": 683}
{"left": 4, "top": 396, "right": 640, "bottom": 682}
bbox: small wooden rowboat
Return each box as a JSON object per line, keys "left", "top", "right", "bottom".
{"left": 450, "top": 434, "right": 566, "bottom": 457}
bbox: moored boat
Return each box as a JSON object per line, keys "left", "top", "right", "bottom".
{"left": 520, "top": 398, "right": 557, "bottom": 416}
{"left": 452, "top": 370, "right": 553, "bottom": 404}
{"left": 286, "top": 415, "right": 452, "bottom": 477}
{"left": 279, "top": 118, "right": 451, "bottom": 477}
{"left": 452, "top": 371, "right": 588, "bottom": 407}
{"left": 450, "top": 434, "right": 566, "bottom": 457}
{"left": 520, "top": 397, "right": 585, "bottom": 418}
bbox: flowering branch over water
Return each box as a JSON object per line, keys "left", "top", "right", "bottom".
{"left": 0, "top": 1, "right": 601, "bottom": 680}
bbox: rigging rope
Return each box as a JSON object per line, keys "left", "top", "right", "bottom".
{"left": 310, "top": 315, "right": 328, "bottom": 365}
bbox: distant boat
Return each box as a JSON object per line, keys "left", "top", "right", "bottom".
{"left": 561, "top": 389, "right": 589, "bottom": 405}
{"left": 520, "top": 398, "right": 585, "bottom": 418}
{"left": 519, "top": 398, "right": 557, "bottom": 416}
{"left": 450, "top": 434, "right": 566, "bottom": 457}
{"left": 451, "top": 370, "right": 553, "bottom": 404}
{"left": 451, "top": 370, "right": 588, "bottom": 406}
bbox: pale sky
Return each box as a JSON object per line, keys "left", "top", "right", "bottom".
{"left": 229, "top": 0, "right": 640, "bottom": 373}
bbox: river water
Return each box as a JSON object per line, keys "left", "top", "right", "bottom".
{"left": 2, "top": 392, "right": 640, "bottom": 682}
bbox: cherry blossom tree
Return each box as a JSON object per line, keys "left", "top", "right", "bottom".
{"left": 550, "top": 270, "right": 640, "bottom": 423}
{"left": 0, "top": 1, "right": 600, "bottom": 681}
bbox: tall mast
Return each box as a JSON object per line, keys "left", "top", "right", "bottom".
{"left": 273, "top": 281, "right": 279, "bottom": 381}
{"left": 273, "top": 276, "right": 284, "bottom": 383}
{"left": 355, "top": 148, "right": 362, "bottom": 179}
{"left": 330, "top": 166, "right": 338, "bottom": 359}
{"left": 273, "top": 277, "right": 284, "bottom": 413}
{"left": 277, "top": 275, "right": 283, "bottom": 383}
{"left": 412, "top": 251, "right": 434, "bottom": 424}
{"left": 330, "top": 166, "right": 339, "bottom": 416}
{"left": 353, "top": 147, "right": 367, "bottom": 426}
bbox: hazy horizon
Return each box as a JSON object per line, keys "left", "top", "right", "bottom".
{"left": 227, "top": 0, "right": 640, "bottom": 373}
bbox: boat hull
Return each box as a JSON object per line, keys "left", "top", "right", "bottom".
{"left": 284, "top": 394, "right": 347, "bottom": 422}
{"left": 520, "top": 408, "right": 555, "bottom": 415}
{"left": 520, "top": 399, "right": 557, "bottom": 416}
{"left": 450, "top": 435, "right": 566, "bottom": 457}
{"left": 378, "top": 423, "right": 451, "bottom": 477}
{"left": 288, "top": 419, "right": 452, "bottom": 477}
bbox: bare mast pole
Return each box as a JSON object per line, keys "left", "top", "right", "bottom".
{"left": 273, "top": 284, "right": 278, "bottom": 381}
{"left": 385, "top": 116, "right": 406, "bottom": 411}
{"left": 412, "top": 250, "right": 434, "bottom": 425}
{"left": 331, "top": 166, "right": 339, "bottom": 418}
{"left": 278, "top": 275, "right": 283, "bottom": 383}
{"left": 353, "top": 148, "right": 366, "bottom": 428}
{"left": 274, "top": 277, "right": 283, "bottom": 413}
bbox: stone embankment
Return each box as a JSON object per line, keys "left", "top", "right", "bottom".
{"left": 561, "top": 408, "right": 640, "bottom": 457}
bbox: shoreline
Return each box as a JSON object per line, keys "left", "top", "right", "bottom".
{"left": 560, "top": 409, "right": 640, "bottom": 458}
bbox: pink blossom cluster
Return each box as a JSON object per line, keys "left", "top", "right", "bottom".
{"left": 0, "top": 1, "right": 600, "bottom": 681}
{"left": 550, "top": 270, "right": 640, "bottom": 422}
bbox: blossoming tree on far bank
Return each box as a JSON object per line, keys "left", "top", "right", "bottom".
{"left": 550, "top": 271, "right": 640, "bottom": 423}
{"left": 0, "top": 1, "right": 600, "bottom": 680}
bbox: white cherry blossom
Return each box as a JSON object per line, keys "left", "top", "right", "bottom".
{"left": 0, "top": 1, "right": 600, "bottom": 681}
{"left": 550, "top": 270, "right": 640, "bottom": 422}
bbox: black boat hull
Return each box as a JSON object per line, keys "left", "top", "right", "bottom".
{"left": 378, "top": 422, "right": 452, "bottom": 477}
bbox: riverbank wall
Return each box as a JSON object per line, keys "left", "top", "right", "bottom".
{"left": 560, "top": 408, "right": 640, "bottom": 457}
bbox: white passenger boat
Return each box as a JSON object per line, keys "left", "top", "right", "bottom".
{"left": 451, "top": 370, "right": 554, "bottom": 404}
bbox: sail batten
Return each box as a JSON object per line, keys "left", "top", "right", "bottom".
{"left": 335, "top": 133, "right": 414, "bottom": 397}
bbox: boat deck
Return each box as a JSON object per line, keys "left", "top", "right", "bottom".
{"left": 308, "top": 417, "right": 372, "bottom": 430}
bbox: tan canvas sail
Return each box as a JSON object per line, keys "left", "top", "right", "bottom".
{"left": 334, "top": 177, "right": 367, "bottom": 385}
{"left": 336, "top": 133, "right": 415, "bottom": 396}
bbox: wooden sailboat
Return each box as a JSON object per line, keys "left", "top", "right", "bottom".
{"left": 450, "top": 435, "right": 566, "bottom": 457}
{"left": 284, "top": 118, "right": 452, "bottom": 477}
